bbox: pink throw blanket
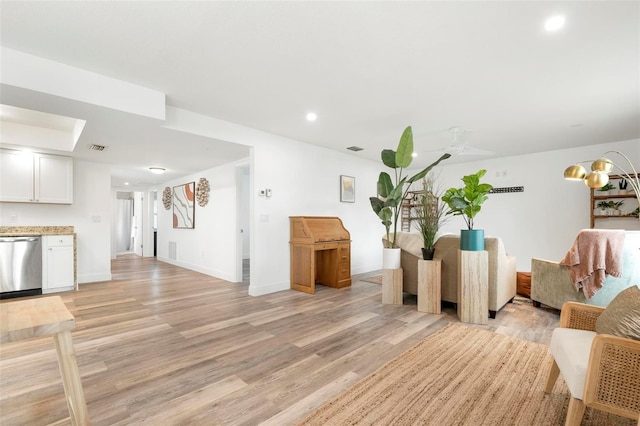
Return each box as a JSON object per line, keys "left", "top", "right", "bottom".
{"left": 560, "top": 229, "right": 625, "bottom": 299}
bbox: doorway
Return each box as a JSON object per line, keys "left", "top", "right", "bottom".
{"left": 115, "top": 191, "right": 134, "bottom": 254}
{"left": 237, "top": 163, "right": 250, "bottom": 284}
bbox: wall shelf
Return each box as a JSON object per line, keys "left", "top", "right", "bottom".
{"left": 589, "top": 173, "right": 639, "bottom": 229}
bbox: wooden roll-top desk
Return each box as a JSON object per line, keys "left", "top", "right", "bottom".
{"left": 289, "top": 216, "right": 351, "bottom": 294}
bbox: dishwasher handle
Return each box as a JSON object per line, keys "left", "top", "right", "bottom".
{"left": 0, "top": 236, "right": 41, "bottom": 243}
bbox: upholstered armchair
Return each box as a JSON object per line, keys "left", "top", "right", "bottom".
{"left": 389, "top": 232, "right": 517, "bottom": 318}
{"left": 545, "top": 300, "right": 640, "bottom": 425}
{"left": 531, "top": 231, "right": 640, "bottom": 310}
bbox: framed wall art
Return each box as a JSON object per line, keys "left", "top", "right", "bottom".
{"left": 340, "top": 175, "right": 355, "bottom": 203}
{"left": 173, "top": 182, "right": 195, "bottom": 229}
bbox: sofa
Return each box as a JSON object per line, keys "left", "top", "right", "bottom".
{"left": 389, "top": 232, "right": 517, "bottom": 318}
{"left": 531, "top": 230, "right": 640, "bottom": 311}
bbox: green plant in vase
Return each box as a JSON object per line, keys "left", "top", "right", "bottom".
{"left": 596, "top": 200, "right": 611, "bottom": 215}
{"left": 413, "top": 174, "right": 450, "bottom": 260}
{"left": 598, "top": 183, "right": 615, "bottom": 195}
{"left": 612, "top": 200, "right": 624, "bottom": 216}
{"left": 441, "top": 169, "right": 493, "bottom": 251}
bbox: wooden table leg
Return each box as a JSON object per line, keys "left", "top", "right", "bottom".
{"left": 53, "top": 330, "right": 90, "bottom": 426}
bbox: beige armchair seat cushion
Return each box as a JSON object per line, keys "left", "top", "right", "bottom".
{"left": 549, "top": 328, "right": 596, "bottom": 399}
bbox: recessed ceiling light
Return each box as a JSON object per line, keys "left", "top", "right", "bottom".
{"left": 306, "top": 112, "right": 317, "bottom": 122}
{"left": 545, "top": 15, "right": 565, "bottom": 31}
{"left": 149, "top": 167, "right": 166, "bottom": 174}
{"left": 412, "top": 152, "right": 418, "bottom": 158}
{"left": 124, "top": 182, "right": 129, "bottom": 186}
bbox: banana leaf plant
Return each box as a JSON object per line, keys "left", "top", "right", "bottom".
{"left": 369, "top": 126, "right": 451, "bottom": 248}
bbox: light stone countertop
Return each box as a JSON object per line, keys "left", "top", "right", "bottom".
{"left": 0, "top": 226, "right": 75, "bottom": 236}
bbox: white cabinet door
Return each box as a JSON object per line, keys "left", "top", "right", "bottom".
{"left": 43, "top": 235, "right": 75, "bottom": 293}
{"left": 0, "top": 149, "right": 35, "bottom": 202}
{"left": 35, "top": 153, "right": 73, "bottom": 204}
{"left": 0, "top": 149, "right": 73, "bottom": 204}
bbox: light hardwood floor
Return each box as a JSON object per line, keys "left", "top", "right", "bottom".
{"left": 0, "top": 255, "right": 559, "bottom": 425}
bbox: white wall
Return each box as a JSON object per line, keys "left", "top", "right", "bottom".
{"left": 0, "top": 160, "right": 112, "bottom": 283}
{"left": 150, "top": 135, "right": 383, "bottom": 295}
{"left": 249, "top": 136, "right": 382, "bottom": 295}
{"left": 430, "top": 139, "right": 640, "bottom": 272}
{"left": 162, "top": 107, "right": 383, "bottom": 296}
{"left": 154, "top": 162, "right": 242, "bottom": 282}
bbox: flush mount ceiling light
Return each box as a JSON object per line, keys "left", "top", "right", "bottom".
{"left": 306, "top": 112, "right": 317, "bottom": 122}
{"left": 149, "top": 167, "right": 166, "bottom": 174}
{"left": 544, "top": 15, "right": 565, "bottom": 31}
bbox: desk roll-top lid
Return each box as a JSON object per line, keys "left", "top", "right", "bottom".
{"left": 290, "top": 216, "right": 350, "bottom": 244}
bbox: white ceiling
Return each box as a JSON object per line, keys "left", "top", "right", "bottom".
{"left": 1, "top": 1, "right": 638, "bottom": 190}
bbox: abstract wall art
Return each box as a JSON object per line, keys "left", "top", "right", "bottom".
{"left": 173, "top": 182, "right": 195, "bottom": 229}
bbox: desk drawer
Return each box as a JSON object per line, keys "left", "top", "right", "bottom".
{"left": 338, "top": 262, "right": 350, "bottom": 280}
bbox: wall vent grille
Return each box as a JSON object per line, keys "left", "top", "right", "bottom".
{"left": 346, "top": 146, "right": 364, "bottom": 152}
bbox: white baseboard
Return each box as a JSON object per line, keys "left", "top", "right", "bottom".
{"left": 157, "top": 257, "right": 236, "bottom": 282}
{"left": 248, "top": 280, "right": 289, "bottom": 296}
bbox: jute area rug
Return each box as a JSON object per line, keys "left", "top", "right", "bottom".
{"left": 297, "top": 323, "right": 634, "bottom": 425}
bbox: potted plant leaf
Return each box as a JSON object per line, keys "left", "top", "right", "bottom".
{"left": 596, "top": 200, "right": 610, "bottom": 215}
{"left": 441, "top": 169, "right": 493, "bottom": 251}
{"left": 413, "top": 174, "right": 450, "bottom": 260}
{"left": 598, "top": 183, "right": 615, "bottom": 196}
{"left": 612, "top": 200, "right": 624, "bottom": 216}
{"left": 619, "top": 179, "right": 628, "bottom": 195}
{"left": 369, "top": 126, "right": 450, "bottom": 268}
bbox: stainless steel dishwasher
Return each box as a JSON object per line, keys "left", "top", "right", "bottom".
{"left": 0, "top": 236, "right": 43, "bottom": 299}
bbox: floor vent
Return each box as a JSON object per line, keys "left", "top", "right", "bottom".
{"left": 168, "top": 241, "right": 177, "bottom": 260}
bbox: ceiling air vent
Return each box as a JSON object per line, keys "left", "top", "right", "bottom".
{"left": 346, "top": 146, "right": 364, "bottom": 152}
{"left": 88, "top": 144, "right": 107, "bottom": 152}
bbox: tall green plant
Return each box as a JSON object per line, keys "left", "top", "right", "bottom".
{"left": 370, "top": 126, "right": 451, "bottom": 248}
{"left": 441, "top": 169, "right": 493, "bottom": 230}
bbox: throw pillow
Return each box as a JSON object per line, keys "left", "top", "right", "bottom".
{"left": 595, "top": 285, "right": 640, "bottom": 341}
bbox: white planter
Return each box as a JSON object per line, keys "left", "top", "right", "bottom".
{"left": 619, "top": 189, "right": 628, "bottom": 195}
{"left": 382, "top": 248, "right": 401, "bottom": 269}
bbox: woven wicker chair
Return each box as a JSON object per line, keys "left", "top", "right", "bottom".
{"left": 545, "top": 301, "right": 640, "bottom": 425}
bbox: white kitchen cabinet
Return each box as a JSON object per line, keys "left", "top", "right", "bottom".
{"left": 0, "top": 148, "right": 73, "bottom": 204}
{"left": 42, "top": 235, "right": 75, "bottom": 293}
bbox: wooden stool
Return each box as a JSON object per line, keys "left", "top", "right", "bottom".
{"left": 1, "top": 296, "right": 89, "bottom": 425}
